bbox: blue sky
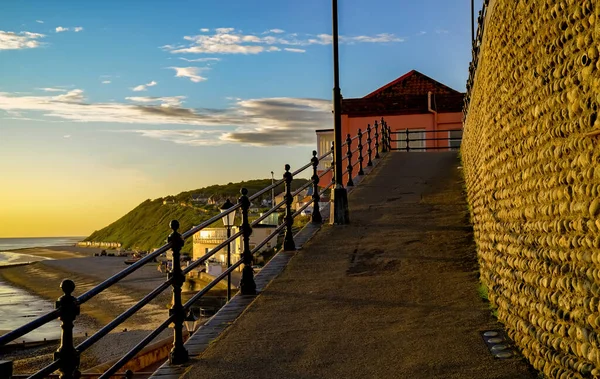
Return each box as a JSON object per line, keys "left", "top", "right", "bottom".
{"left": 0, "top": 0, "right": 483, "bottom": 237}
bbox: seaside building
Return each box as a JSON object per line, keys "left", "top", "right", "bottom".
{"left": 316, "top": 69, "right": 464, "bottom": 185}
{"left": 191, "top": 220, "right": 279, "bottom": 271}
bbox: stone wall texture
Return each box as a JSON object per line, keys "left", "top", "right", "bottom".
{"left": 462, "top": 0, "right": 600, "bottom": 377}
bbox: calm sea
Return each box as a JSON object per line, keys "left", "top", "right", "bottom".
{"left": 0, "top": 237, "right": 83, "bottom": 342}
{"left": 0, "top": 236, "right": 83, "bottom": 252}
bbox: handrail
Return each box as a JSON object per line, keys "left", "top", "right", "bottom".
{"left": 6, "top": 120, "right": 389, "bottom": 379}
{"left": 389, "top": 127, "right": 462, "bottom": 152}
{"left": 389, "top": 128, "right": 464, "bottom": 134}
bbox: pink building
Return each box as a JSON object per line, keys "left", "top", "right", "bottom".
{"left": 316, "top": 70, "right": 464, "bottom": 187}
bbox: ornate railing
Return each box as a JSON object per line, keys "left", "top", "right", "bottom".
{"left": 463, "top": 0, "right": 491, "bottom": 117}
{"left": 0, "top": 123, "right": 391, "bottom": 379}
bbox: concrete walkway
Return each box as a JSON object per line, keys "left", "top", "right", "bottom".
{"left": 178, "top": 152, "right": 536, "bottom": 379}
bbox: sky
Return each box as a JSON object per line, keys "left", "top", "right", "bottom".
{"left": 0, "top": 0, "right": 483, "bottom": 238}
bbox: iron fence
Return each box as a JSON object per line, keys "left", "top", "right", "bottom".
{"left": 0, "top": 121, "right": 391, "bottom": 379}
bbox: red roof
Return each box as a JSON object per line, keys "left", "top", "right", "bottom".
{"left": 364, "top": 70, "right": 461, "bottom": 99}
{"left": 342, "top": 70, "right": 464, "bottom": 117}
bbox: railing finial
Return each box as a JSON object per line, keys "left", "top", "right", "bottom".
{"left": 239, "top": 188, "right": 256, "bottom": 295}
{"left": 283, "top": 165, "right": 296, "bottom": 251}
{"left": 346, "top": 133, "right": 354, "bottom": 186}
{"left": 167, "top": 219, "right": 188, "bottom": 364}
{"left": 55, "top": 279, "right": 80, "bottom": 379}
{"left": 311, "top": 151, "right": 322, "bottom": 224}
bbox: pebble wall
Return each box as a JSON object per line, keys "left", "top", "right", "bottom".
{"left": 462, "top": 1, "right": 600, "bottom": 377}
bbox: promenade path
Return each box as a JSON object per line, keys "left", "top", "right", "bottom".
{"left": 161, "top": 152, "right": 536, "bottom": 379}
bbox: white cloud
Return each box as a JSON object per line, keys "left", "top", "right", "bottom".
{"left": 215, "top": 27, "right": 235, "bottom": 34}
{"left": 417, "top": 31, "right": 426, "bottom": 36}
{"left": 168, "top": 67, "right": 208, "bottom": 83}
{"left": 163, "top": 28, "right": 404, "bottom": 55}
{"left": 284, "top": 48, "right": 305, "bottom": 53}
{"left": 102, "top": 80, "right": 111, "bottom": 84}
{"left": 52, "top": 89, "right": 84, "bottom": 103}
{"left": 36, "top": 20, "right": 44, "bottom": 24}
{"left": 178, "top": 57, "right": 221, "bottom": 62}
{"left": 37, "top": 87, "right": 67, "bottom": 92}
{"left": 0, "top": 91, "right": 331, "bottom": 146}
{"left": 200, "top": 28, "right": 210, "bottom": 32}
{"left": 63, "top": 134, "right": 71, "bottom": 138}
{"left": 132, "top": 80, "right": 158, "bottom": 92}
{"left": 125, "top": 96, "right": 185, "bottom": 107}
{"left": 0, "top": 30, "right": 45, "bottom": 50}
{"left": 56, "top": 26, "right": 84, "bottom": 33}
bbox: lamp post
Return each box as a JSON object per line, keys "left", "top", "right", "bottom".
{"left": 331, "top": 0, "right": 349, "bottom": 224}
{"left": 184, "top": 309, "right": 199, "bottom": 334}
{"left": 271, "top": 171, "right": 275, "bottom": 207}
{"left": 219, "top": 199, "right": 236, "bottom": 302}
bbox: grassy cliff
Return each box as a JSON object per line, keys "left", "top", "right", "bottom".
{"left": 85, "top": 178, "right": 310, "bottom": 253}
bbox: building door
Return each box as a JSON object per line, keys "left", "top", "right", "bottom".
{"left": 396, "top": 129, "right": 426, "bottom": 151}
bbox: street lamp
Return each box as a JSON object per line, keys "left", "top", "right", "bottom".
{"left": 184, "top": 309, "right": 199, "bottom": 333}
{"left": 331, "top": 0, "right": 349, "bottom": 224}
{"left": 219, "top": 199, "right": 236, "bottom": 301}
{"left": 271, "top": 171, "right": 275, "bottom": 207}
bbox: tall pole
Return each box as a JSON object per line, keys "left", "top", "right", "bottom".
{"left": 331, "top": 0, "right": 349, "bottom": 224}
{"left": 333, "top": 0, "right": 343, "bottom": 188}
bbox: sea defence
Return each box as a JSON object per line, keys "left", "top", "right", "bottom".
{"left": 463, "top": 0, "right": 600, "bottom": 377}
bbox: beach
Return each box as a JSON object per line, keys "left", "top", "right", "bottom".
{"left": 0, "top": 245, "right": 174, "bottom": 374}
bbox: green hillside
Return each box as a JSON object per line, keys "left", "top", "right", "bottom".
{"left": 85, "top": 178, "right": 310, "bottom": 253}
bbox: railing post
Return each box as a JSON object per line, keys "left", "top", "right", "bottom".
{"left": 374, "top": 120, "right": 380, "bottom": 159}
{"left": 345, "top": 134, "right": 354, "bottom": 186}
{"left": 283, "top": 164, "right": 296, "bottom": 251}
{"left": 167, "top": 220, "right": 188, "bottom": 365}
{"left": 366, "top": 124, "right": 373, "bottom": 167}
{"left": 239, "top": 188, "right": 256, "bottom": 295}
{"left": 54, "top": 279, "right": 80, "bottom": 379}
{"left": 380, "top": 117, "right": 387, "bottom": 153}
{"left": 357, "top": 129, "right": 364, "bottom": 175}
{"left": 311, "top": 151, "right": 323, "bottom": 224}
{"left": 405, "top": 128, "right": 410, "bottom": 152}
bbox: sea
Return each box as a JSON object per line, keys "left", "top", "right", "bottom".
{"left": 0, "top": 237, "right": 83, "bottom": 343}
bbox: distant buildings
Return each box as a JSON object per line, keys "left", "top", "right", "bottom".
{"left": 191, "top": 214, "right": 280, "bottom": 274}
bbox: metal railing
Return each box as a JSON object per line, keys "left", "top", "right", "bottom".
{"left": 0, "top": 123, "right": 390, "bottom": 379}
{"left": 389, "top": 128, "right": 462, "bottom": 152}
{"left": 464, "top": 0, "right": 491, "bottom": 117}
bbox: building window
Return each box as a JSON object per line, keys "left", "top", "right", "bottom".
{"left": 316, "top": 131, "right": 334, "bottom": 169}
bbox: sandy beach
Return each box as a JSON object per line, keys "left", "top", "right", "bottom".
{"left": 0, "top": 245, "right": 174, "bottom": 374}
